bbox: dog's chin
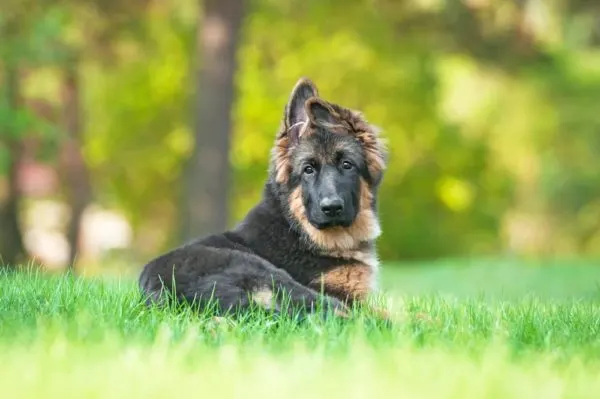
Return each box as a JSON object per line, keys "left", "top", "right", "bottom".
{"left": 309, "top": 217, "right": 354, "bottom": 230}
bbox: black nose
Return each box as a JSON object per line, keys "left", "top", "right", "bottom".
{"left": 320, "top": 197, "right": 344, "bottom": 217}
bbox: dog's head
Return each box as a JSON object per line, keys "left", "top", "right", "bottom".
{"left": 270, "top": 78, "right": 387, "bottom": 251}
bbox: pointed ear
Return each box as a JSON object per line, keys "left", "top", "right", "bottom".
{"left": 305, "top": 97, "right": 341, "bottom": 128}
{"left": 284, "top": 78, "right": 319, "bottom": 143}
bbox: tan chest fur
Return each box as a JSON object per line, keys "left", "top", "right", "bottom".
{"left": 308, "top": 249, "right": 380, "bottom": 303}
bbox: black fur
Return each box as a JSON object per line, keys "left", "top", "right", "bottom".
{"left": 138, "top": 78, "right": 385, "bottom": 319}
{"left": 139, "top": 187, "right": 349, "bottom": 317}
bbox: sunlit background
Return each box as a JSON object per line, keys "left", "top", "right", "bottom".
{"left": 1, "top": 0, "right": 599, "bottom": 277}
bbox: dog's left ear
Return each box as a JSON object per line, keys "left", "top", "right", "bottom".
{"left": 305, "top": 97, "right": 342, "bottom": 129}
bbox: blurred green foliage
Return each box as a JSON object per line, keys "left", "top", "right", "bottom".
{"left": 2, "top": 0, "right": 600, "bottom": 261}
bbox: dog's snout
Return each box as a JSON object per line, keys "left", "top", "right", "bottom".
{"left": 320, "top": 197, "right": 344, "bottom": 217}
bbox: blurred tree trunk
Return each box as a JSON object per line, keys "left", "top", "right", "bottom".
{"left": 181, "top": 0, "right": 246, "bottom": 240}
{"left": 0, "top": 65, "right": 27, "bottom": 269}
{"left": 60, "top": 62, "right": 91, "bottom": 272}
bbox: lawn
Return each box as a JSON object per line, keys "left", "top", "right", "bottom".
{"left": 1, "top": 258, "right": 600, "bottom": 398}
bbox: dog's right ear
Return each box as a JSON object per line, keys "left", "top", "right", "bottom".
{"left": 284, "top": 78, "right": 319, "bottom": 144}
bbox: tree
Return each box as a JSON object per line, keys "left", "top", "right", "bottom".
{"left": 181, "top": 0, "right": 246, "bottom": 240}
{"left": 0, "top": 65, "right": 27, "bottom": 268}
{"left": 59, "top": 59, "right": 92, "bottom": 270}
{"left": 51, "top": 0, "right": 148, "bottom": 271}
{"left": 0, "top": 2, "right": 51, "bottom": 268}
{"left": 2, "top": 0, "right": 150, "bottom": 271}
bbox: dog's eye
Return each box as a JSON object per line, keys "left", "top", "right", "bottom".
{"left": 303, "top": 165, "right": 315, "bottom": 175}
{"left": 342, "top": 160, "right": 353, "bottom": 170}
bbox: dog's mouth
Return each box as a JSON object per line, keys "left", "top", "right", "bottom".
{"left": 310, "top": 218, "right": 353, "bottom": 230}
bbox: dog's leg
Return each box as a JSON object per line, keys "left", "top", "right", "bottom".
{"left": 183, "top": 267, "right": 348, "bottom": 318}
{"left": 140, "top": 246, "right": 348, "bottom": 319}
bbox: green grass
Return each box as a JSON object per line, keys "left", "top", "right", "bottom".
{"left": 2, "top": 259, "right": 600, "bottom": 398}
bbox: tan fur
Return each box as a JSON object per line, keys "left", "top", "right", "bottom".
{"left": 333, "top": 110, "right": 386, "bottom": 182}
{"left": 288, "top": 178, "right": 381, "bottom": 252}
{"left": 326, "top": 249, "right": 380, "bottom": 290}
{"left": 309, "top": 263, "right": 372, "bottom": 303}
{"left": 273, "top": 126, "right": 291, "bottom": 184}
{"left": 310, "top": 261, "right": 390, "bottom": 321}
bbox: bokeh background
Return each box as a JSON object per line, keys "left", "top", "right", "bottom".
{"left": 1, "top": 0, "right": 599, "bottom": 276}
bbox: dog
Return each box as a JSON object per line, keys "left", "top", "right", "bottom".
{"left": 138, "top": 77, "right": 388, "bottom": 319}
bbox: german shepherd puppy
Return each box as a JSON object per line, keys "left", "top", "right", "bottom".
{"left": 139, "top": 78, "right": 387, "bottom": 318}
